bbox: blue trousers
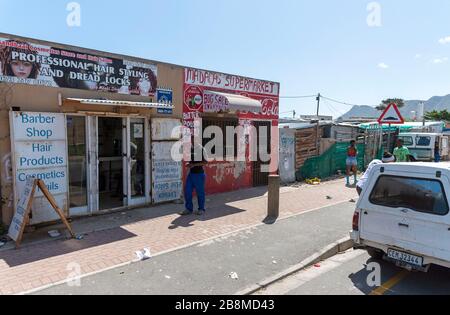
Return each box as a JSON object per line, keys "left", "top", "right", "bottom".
{"left": 185, "top": 173, "right": 206, "bottom": 212}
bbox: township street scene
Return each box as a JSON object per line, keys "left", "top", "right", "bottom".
{"left": 0, "top": 0, "right": 450, "bottom": 302}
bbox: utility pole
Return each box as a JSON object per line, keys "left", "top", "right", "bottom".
{"left": 316, "top": 93, "right": 321, "bottom": 155}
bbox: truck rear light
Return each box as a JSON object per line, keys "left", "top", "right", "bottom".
{"left": 352, "top": 211, "right": 360, "bottom": 232}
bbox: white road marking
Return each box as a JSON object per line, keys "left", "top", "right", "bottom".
{"left": 255, "top": 250, "right": 365, "bottom": 295}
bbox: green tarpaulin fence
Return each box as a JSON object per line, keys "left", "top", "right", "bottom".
{"left": 296, "top": 143, "right": 366, "bottom": 181}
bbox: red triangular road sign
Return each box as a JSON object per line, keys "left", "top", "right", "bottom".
{"left": 378, "top": 103, "right": 405, "bottom": 125}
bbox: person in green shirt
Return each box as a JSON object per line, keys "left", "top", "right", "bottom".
{"left": 394, "top": 139, "right": 411, "bottom": 163}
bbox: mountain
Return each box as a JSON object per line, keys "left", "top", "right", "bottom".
{"left": 339, "top": 94, "right": 450, "bottom": 121}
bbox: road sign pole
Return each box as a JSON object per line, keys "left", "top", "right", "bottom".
{"left": 387, "top": 124, "right": 391, "bottom": 152}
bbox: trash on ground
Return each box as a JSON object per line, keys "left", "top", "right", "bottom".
{"left": 306, "top": 178, "right": 321, "bottom": 185}
{"left": 48, "top": 230, "right": 61, "bottom": 238}
{"left": 326, "top": 196, "right": 333, "bottom": 200}
{"left": 75, "top": 234, "right": 84, "bottom": 240}
{"left": 135, "top": 248, "right": 152, "bottom": 261}
{"left": 272, "top": 260, "right": 278, "bottom": 264}
{"left": 229, "top": 272, "right": 239, "bottom": 280}
{"left": 314, "top": 264, "right": 321, "bottom": 268}
{"left": 0, "top": 242, "right": 5, "bottom": 248}
{"left": 165, "top": 275, "right": 171, "bottom": 279}
{"left": 349, "top": 199, "right": 356, "bottom": 203}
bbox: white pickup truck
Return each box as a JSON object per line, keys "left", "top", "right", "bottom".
{"left": 350, "top": 162, "right": 450, "bottom": 272}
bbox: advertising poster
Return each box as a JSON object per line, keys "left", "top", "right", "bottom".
{"left": 0, "top": 38, "right": 157, "bottom": 97}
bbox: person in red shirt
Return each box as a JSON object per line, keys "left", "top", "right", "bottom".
{"left": 346, "top": 140, "right": 358, "bottom": 186}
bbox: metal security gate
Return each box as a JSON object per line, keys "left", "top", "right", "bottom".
{"left": 252, "top": 120, "right": 272, "bottom": 187}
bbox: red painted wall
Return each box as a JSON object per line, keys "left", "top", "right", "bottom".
{"left": 182, "top": 68, "right": 280, "bottom": 195}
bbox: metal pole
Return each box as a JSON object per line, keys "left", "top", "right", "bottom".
{"left": 316, "top": 93, "right": 321, "bottom": 155}
{"left": 387, "top": 124, "right": 391, "bottom": 152}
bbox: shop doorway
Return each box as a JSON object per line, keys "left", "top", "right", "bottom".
{"left": 98, "top": 117, "right": 125, "bottom": 210}
{"left": 66, "top": 115, "right": 150, "bottom": 214}
{"left": 252, "top": 120, "right": 272, "bottom": 187}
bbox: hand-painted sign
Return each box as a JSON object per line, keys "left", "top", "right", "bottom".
{"left": 203, "top": 91, "right": 230, "bottom": 112}
{"left": 153, "top": 161, "right": 183, "bottom": 183}
{"left": 153, "top": 181, "right": 183, "bottom": 204}
{"left": 0, "top": 37, "right": 157, "bottom": 97}
{"left": 10, "top": 111, "right": 69, "bottom": 224}
{"left": 151, "top": 141, "right": 183, "bottom": 204}
{"left": 8, "top": 177, "right": 36, "bottom": 242}
{"left": 183, "top": 68, "right": 280, "bottom": 126}
{"left": 378, "top": 103, "right": 405, "bottom": 125}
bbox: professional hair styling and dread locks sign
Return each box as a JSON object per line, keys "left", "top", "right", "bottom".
{"left": 0, "top": 37, "right": 158, "bottom": 97}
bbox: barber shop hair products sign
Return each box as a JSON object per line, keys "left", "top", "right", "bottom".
{"left": 10, "top": 112, "right": 69, "bottom": 225}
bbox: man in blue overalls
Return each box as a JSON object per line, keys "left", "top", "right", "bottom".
{"left": 180, "top": 144, "right": 207, "bottom": 216}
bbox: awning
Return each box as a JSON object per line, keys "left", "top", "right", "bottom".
{"left": 203, "top": 91, "right": 262, "bottom": 113}
{"left": 65, "top": 98, "right": 174, "bottom": 109}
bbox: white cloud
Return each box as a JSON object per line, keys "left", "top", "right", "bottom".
{"left": 433, "top": 57, "right": 448, "bottom": 64}
{"left": 439, "top": 36, "right": 450, "bottom": 44}
{"left": 415, "top": 54, "right": 422, "bottom": 59}
{"left": 377, "top": 62, "right": 389, "bottom": 69}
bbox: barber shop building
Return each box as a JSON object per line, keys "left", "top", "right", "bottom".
{"left": 0, "top": 33, "right": 279, "bottom": 226}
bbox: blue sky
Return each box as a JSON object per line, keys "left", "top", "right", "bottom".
{"left": 1, "top": 0, "right": 450, "bottom": 118}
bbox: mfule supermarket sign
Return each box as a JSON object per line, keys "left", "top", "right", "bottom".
{"left": 185, "top": 68, "right": 279, "bottom": 97}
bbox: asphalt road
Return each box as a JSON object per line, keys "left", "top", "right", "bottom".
{"left": 255, "top": 249, "right": 450, "bottom": 295}
{"left": 32, "top": 201, "right": 356, "bottom": 295}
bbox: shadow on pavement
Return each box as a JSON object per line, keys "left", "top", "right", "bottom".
{"left": 349, "top": 257, "right": 410, "bottom": 295}
{"left": 0, "top": 227, "right": 137, "bottom": 267}
{"left": 169, "top": 204, "right": 246, "bottom": 230}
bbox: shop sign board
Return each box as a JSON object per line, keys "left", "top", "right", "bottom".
{"left": 151, "top": 141, "right": 183, "bottom": 204}
{"left": 10, "top": 111, "right": 69, "bottom": 224}
{"left": 156, "top": 89, "right": 173, "bottom": 114}
{"left": 151, "top": 118, "right": 182, "bottom": 141}
{"left": 0, "top": 37, "right": 157, "bottom": 97}
{"left": 183, "top": 68, "right": 280, "bottom": 129}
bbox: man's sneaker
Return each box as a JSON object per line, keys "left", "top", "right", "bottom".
{"left": 195, "top": 210, "right": 206, "bottom": 216}
{"left": 179, "top": 210, "right": 192, "bottom": 216}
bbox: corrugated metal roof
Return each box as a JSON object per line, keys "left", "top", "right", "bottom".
{"left": 279, "top": 121, "right": 333, "bottom": 130}
{"left": 66, "top": 98, "right": 174, "bottom": 109}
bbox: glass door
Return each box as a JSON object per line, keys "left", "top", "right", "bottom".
{"left": 126, "top": 117, "right": 150, "bottom": 206}
{"left": 98, "top": 117, "right": 125, "bottom": 210}
{"left": 66, "top": 115, "right": 89, "bottom": 216}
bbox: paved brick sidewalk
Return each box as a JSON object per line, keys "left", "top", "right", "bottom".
{"left": 0, "top": 178, "right": 357, "bottom": 295}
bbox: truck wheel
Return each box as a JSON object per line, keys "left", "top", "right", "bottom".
{"left": 367, "top": 248, "right": 384, "bottom": 260}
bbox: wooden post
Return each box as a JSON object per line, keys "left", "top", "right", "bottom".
{"left": 37, "top": 180, "right": 76, "bottom": 239}
{"left": 268, "top": 175, "right": 280, "bottom": 219}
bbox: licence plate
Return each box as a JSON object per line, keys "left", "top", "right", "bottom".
{"left": 387, "top": 249, "right": 424, "bottom": 267}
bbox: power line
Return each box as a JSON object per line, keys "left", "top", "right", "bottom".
{"left": 279, "top": 95, "right": 317, "bottom": 99}
{"left": 321, "top": 98, "right": 345, "bottom": 117}
{"left": 279, "top": 93, "right": 377, "bottom": 107}
{"left": 321, "top": 95, "right": 377, "bottom": 107}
